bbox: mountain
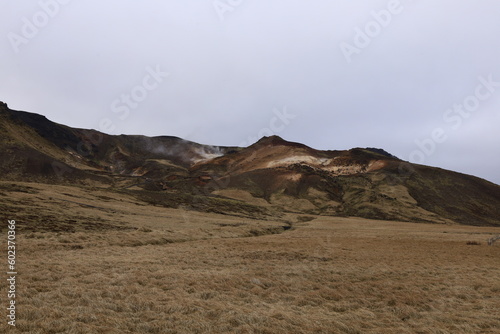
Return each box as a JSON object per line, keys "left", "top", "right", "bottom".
{"left": 1, "top": 101, "right": 499, "bottom": 226}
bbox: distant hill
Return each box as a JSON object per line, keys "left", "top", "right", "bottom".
{"left": 1, "top": 101, "right": 499, "bottom": 226}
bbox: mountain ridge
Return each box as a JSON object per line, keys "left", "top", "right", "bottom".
{"left": 1, "top": 102, "right": 499, "bottom": 226}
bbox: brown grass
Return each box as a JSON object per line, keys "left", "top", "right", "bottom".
{"left": 1, "top": 182, "right": 500, "bottom": 333}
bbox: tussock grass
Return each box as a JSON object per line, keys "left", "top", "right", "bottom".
{"left": 1, "top": 182, "right": 500, "bottom": 333}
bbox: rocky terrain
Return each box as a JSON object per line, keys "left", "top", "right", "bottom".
{"left": 1, "top": 101, "right": 499, "bottom": 226}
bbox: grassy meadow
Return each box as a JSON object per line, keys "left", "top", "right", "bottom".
{"left": 1, "top": 181, "right": 499, "bottom": 333}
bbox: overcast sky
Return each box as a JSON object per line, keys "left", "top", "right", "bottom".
{"left": 1, "top": 0, "right": 499, "bottom": 184}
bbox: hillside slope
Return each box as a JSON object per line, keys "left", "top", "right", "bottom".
{"left": 1, "top": 101, "right": 499, "bottom": 226}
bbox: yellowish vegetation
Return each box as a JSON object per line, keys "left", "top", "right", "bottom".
{"left": 212, "top": 189, "right": 271, "bottom": 208}
{"left": 270, "top": 191, "right": 318, "bottom": 213}
{"left": 1, "top": 182, "right": 499, "bottom": 333}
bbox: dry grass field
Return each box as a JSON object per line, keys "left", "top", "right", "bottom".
{"left": 1, "top": 181, "right": 500, "bottom": 333}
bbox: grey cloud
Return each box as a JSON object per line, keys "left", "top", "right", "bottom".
{"left": 1, "top": 0, "right": 499, "bottom": 184}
